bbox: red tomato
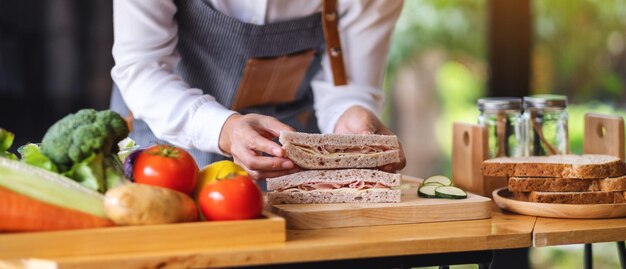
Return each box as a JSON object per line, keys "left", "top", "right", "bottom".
{"left": 133, "top": 145, "right": 198, "bottom": 194}
{"left": 198, "top": 175, "right": 264, "bottom": 221}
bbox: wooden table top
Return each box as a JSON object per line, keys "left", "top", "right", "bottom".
{"left": 533, "top": 216, "right": 626, "bottom": 247}
{"left": 7, "top": 208, "right": 535, "bottom": 269}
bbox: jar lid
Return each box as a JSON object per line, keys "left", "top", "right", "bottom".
{"left": 523, "top": 94, "right": 568, "bottom": 109}
{"left": 477, "top": 97, "right": 522, "bottom": 111}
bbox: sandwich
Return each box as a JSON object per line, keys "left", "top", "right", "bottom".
{"left": 279, "top": 131, "right": 401, "bottom": 169}
{"left": 267, "top": 169, "right": 401, "bottom": 204}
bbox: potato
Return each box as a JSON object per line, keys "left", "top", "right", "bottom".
{"left": 104, "top": 183, "right": 198, "bottom": 225}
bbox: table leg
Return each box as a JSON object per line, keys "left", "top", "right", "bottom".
{"left": 617, "top": 241, "right": 626, "bottom": 269}
{"left": 584, "top": 243, "right": 593, "bottom": 269}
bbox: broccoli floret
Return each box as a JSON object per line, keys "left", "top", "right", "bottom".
{"left": 42, "top": 109, "right": 129, "bottom": 166}
{"left": 40, "top": 109, "right": 130, "bottom": 192}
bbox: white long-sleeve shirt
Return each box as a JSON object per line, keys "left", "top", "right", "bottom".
{"left": 111, "top": 0, "right": 403, "bottom": 155}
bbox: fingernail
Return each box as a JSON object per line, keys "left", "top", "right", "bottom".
{"left": 273, "top": 148, "right": 282, "bottom": 156}
{"left": 282, "top": 161, "right": 293, "bottom": 169}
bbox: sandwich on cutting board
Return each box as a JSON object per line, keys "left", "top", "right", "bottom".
{"left": 483, "top": 154, "right": 626, "bottom": 204}
{"left": 267, "top": 131, "right": 403, "bottom": 204}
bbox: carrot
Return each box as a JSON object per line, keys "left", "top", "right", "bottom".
{"left": 0, "top": 186, "right": 114, "bottom": 232}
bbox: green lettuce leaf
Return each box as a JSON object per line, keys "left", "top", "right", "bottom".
{"left": 18, "top": 143, "right": 58, "bottom": 173}
{"left": 64, "top": 153, "right": 105, "bottom": 192}
{"left": 0, "top": 128, "right": 18, "bottom": 160}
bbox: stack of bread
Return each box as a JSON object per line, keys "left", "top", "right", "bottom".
{"left": 482, "top": 154, "right": 626, "bottom": 204}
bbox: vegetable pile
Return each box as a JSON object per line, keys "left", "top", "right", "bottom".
{"left": 0, "top": 108, "right": 265, "bottom": 232}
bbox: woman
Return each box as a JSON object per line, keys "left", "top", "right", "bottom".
{"left": 110, "top": 0, "right": 406, "bottom": 179}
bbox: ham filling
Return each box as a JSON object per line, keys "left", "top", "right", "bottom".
{"left": 294, "top": 144, "right": 393, "bottom": 155}
{"left": 278, "top": 181, "right": 390, "bottom": 192}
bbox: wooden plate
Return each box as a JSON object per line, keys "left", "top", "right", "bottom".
{"left": 492, "top": 187, "right": 626, "bottom": 219}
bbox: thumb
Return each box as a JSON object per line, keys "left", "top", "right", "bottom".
{"left": 335, "top": 121, "right": 376, "bottom": 135}
{"left": 258, "top": 116, "right": 294, "bottom": 136}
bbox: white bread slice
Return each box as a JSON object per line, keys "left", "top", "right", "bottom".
{"left": 279, "top": 131, "right": 402, "bottom": 169}
{"left": 528, "top": 191, "right": 626, "bottom": 204}
{"left": 482, "top": 154, "right": 626, "bottom": 179}
{"left": 267, "top": 188, "right": 401, "bottom": 204}
{"left": 509, "top": 175, "right": 626, "bottom": 192}
{"left": 267, "top": 169, "right": 401, "bottom": 191}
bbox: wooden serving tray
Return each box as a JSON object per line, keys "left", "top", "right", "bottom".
{"left": 493, "top": 187, "right": 626, "bottom": 219}
{"left": 0, "top": 211, "right": 285, "bottom": 260}
{"left": 270, "top": 177, "right": 492, "bottom": 229}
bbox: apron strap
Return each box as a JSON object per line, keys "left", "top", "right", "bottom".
{"left": 322, "top": 0, "right": 347, "bottom": 86}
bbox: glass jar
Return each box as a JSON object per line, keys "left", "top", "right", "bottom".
{"left": 522, "top": 95, "right": 569, "bottom": 156}
{"left": 477, "top": 97, "right": 524, "bottom": 158}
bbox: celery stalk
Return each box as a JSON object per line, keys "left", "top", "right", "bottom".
{"left": 0, "top": 157, "right": 106, "bottom": 218}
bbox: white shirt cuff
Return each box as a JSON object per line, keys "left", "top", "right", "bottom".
{"left": 191, "top": 102, "right": 238, "bottom": 156}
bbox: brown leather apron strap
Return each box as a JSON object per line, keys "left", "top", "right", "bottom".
{"left": 322, "top": 0, "right": 347, "bottom": 86}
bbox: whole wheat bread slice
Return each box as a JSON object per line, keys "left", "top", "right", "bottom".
{"left": 509, "top": 175, "right": 626, "bottom": 192}
{"left": 599, "top": 176, "right": 626, "bottom": 192}
{"left": 283, "top": 146, "right": 401, "bottom": 169}
{"left": 528, "top": 191, "right": 626, "bottom": 204}
{"left": 279, "top": 131, "right": 401, "bottom": 169}
{"left": 482, "top": 154, "right": 626, "bottom": 179}
{"left": 508, "top": 177, "right": 599, "bottom": 192}
{"left": 267, "top": 188, "right": 401, "bottom": 204}
{"left": 267, "top": 169, "right": 401, "bottom": 191}
{"left": 279, "top": 131, "right": 399, "bottom": 148}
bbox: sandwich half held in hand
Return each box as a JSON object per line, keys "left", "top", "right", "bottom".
{"left": 279, "top": 131, "right": 402, "bottom": 169}
{"left": 267, "top": 169, "right": 402, "bottom": 204}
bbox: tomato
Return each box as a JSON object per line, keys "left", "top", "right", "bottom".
{"left": 133, "top": 145, "right": 198, "bottom": 194}
{"left": 198, "top": 175, "right": 264, "bottom": 221}
{"left": 192, "top": 160, "right": 248, "bottom": 199}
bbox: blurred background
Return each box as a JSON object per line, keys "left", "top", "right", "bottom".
{"left": 1, "top": 0, "right": 625, "bottom": 268}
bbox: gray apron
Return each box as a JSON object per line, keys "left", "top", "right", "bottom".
{"left": 111, "top": 0, "right": 325, "bottom": 167}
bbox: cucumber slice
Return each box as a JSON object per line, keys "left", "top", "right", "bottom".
{"left": 423, "top": 175, "right": 452, "bottom": 186}
{"left": 435, "top": 186, "right": 468, "bottom": 199}
{"left": 422, "top": 182, "right": 444, "bottom": 187}
{"left": 417, "top": 184, "right": 439, "bottom": 198}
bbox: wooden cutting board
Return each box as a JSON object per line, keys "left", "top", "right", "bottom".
{"left": 270, "top": 176, "right": 492, "bottom": 229}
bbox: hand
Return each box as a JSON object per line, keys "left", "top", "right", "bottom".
{"left": 334, "top": 106, "right": 407, "bottom": 172}
{"left": 219, "top": 114, "right": 300, "bottom": 180}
